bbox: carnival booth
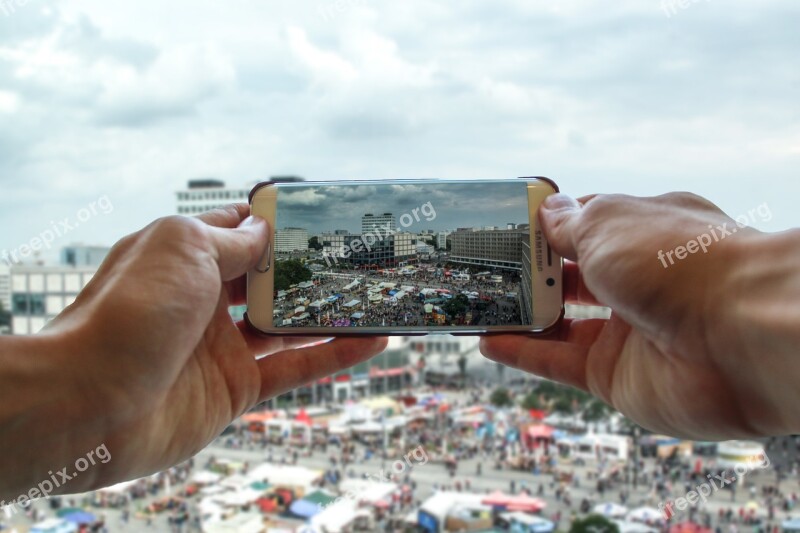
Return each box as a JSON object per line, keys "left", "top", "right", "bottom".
{"left": 418, "top": 492, "right": 493, "bottom": 533}
{"left": 716, "top": 441, "right": 768, "bottom": 469}
{"left": 497, "top": 512, "right": 555, "bottom": 533}
{"left": 309, "top": 499, "right": 373, "bottom": 532}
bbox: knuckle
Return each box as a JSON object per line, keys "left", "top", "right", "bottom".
{"left": 149, "top": 215, "right": 210, "bottom": 244}
{"left": 658, "top": 191, "right": 721, "bottom": 213}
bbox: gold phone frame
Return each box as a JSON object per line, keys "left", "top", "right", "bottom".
{"left": 246, "top": 178, "right": 563, "bottom": 336}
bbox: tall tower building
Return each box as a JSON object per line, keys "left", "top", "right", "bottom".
{"left": 362, "top": 213, "right": 396, "bottom": 235}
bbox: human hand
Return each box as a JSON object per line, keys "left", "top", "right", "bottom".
{"left": 0, "top": 205, "right": 387, "bottom": 497}
{"left": 480, "top": 193, "right": 800, "bottom": 439}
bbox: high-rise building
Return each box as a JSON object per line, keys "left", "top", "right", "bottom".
{"left": 362, "top": 213, "right": 396, "bottom": 235}
{"left": 436, "top": 231, "right": 451, "bottom": 250}
{"left": 61, "top": 244, "right": 110, "bottom": 267}
{"left": 10, "top": 264, "right": 95, "bottom": 335}
{"left": 275, "top": 228, "right": 309, "bottom": 253}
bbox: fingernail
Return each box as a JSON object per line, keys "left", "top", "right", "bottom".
{"left": 542, "top": 194, "right": 580, "bottom": 212}
{"left": 241, "top": 215, "right": 267, "bottom": 228}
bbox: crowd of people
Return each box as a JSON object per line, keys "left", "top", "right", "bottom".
{"left": 275, "top": 264, "right": 525, "bottom": 328}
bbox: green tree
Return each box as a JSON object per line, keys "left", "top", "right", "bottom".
{"left": 582, "top": 399, "right": 611, "bottom": 424}
{"left": 274, "top": 260, "right": 312, "bottom": 292}
{"left": 442, "top": 294, "right": 469, "bottom": 318}
{"left": 308, "top": 236, "right": 323, "bottom": 251}
{"left": 569, "top": 515, "right": 620, "bottom": 533}
{"left": 490, "top": 387, "right": 512, "bottom": 408}
{"left": 521, "top": 391, "right": 541, "bottom": 410}
{"left": 553, "top": 397, "right": 573, "bottom": 415}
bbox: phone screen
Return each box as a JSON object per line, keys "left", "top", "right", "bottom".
{"left": 271, "top": 180, "right": 538, "bottom": 329}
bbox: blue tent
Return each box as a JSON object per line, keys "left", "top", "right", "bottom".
{"left": 62, "top": 511, "right": 96, "bottom": 524}
{"left": 782, "top": 518, "right": 800, "bottom": 532}
{"left": 288, "top": 498, "right": 323, "bottom": 519}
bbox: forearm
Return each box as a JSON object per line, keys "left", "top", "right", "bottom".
{"left": 714, "top": 228, "right": 800, "bottom": 435}
{"left": 0, "top": 331, "right": 107, "bottom": 502}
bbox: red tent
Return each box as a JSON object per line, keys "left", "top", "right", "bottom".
{"left": 295, "top": 409, "right": 312, "bottom": 426}
{"left": 481, "top": 492, "right": 546, "bottom": 513}
{"left": 506, "top": 494, "right": 546, "bottom": 513}
{"left": 529, "top": 409, "right": 548, "bottom": 420}
{"left": 669, "top": 522, "right": 712, "bottom": 533}
{"left": 481, "top": 491, "right": 511, "bottom": 507}
{"left": 527, "top": 425, "right": 555, "bottom": 439}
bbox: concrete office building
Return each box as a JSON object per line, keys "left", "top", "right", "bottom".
{"left": 10, "top": 265, "right": 95, "bottom": 335}
{"left": 321, "top": 233, "right": 348, "bottom": 263}
{"left": 408, "top": 335, "right": 526, "bottom": 386}
{"left": 176, "top": 177, "right": 304, "bottom": 215}
{"left": 341, "top": 232, "right": 416, "bottom": 268}
{"left": 275, "top": 228, "right": 309, "bottom": 253}
{"left": 176, "top": 179, "right": 252, "bottom": 215}
{"left": 266, "top": 337, "right": 414, "bottom": 407}
{"left": 449, "top": 228, "right": 526, "bottom": 271}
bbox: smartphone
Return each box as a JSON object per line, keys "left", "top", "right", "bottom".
{"left": 246, "top": 178, "right": 563, "bottom": 336}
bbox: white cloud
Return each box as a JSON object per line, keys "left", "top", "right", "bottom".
{"left": 0, "top": 90, "right": 19, "bottom": 112}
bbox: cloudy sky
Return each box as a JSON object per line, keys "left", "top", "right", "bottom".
{"left": 277, "top": 181, "right": 529, "bottom": 234}
{"left": 0, "top": 0, "right": 798, "bottom": 260}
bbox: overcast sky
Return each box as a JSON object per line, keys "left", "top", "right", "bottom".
{"left": 277, "top": 182, "right": 529, "bottom": 234}
{"left": 0, "top": 0, "right": 798, "bottom": 260}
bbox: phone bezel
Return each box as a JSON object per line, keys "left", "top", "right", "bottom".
{"left": 246, "top": 178, "right": 564, "bottom": 336}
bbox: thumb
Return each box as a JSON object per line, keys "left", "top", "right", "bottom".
{"left": 539, "top": 194, "right": 583, "bottom": 261}
{"left": 208, "top": 215, "right": 271, "bottom": 281}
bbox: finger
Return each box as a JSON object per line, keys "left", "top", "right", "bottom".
{"left": 195, "top": 204, "right": 251, "bottom": 228}
{"left": 539, "top": 194, "right": 583, "bottom": 261}
{"left": 479, "top": 319, "right": 608, "bottom": 391}
{"left": 256, "top": 337, "right": 389, "bottom": 402}
{"left": 206, "top": 216, "right": 270, "bottom": 281}
{"left": 225, "top": 276, "right": 247, "bottom": 307}
{"left": 563, "top": 261, "right": 602, "bottom": 306}
{"left": 236, "top": 320, "right": 329, "bottom": 356}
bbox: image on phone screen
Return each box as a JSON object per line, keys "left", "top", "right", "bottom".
{"left": 271, "top": 181, "right": 538, "bottom": 329}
